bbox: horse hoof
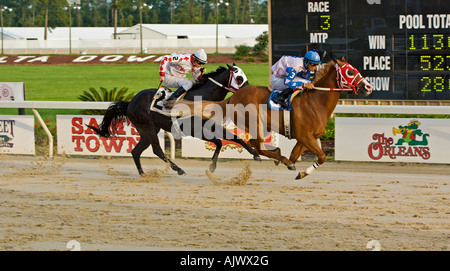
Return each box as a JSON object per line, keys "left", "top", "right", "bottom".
{"left": 209, "top": 164, "right": 216, "bottom": 173}
{"left": 287, "top": 164, "right": 296, "bottom": 171}
{"left": 177, "top": 169, "right": 186, "bottom": 175}
{"left": 253, "top": 155, "right": 262, "bottom": 162}
{"left": 295, "top": 172, "right": 308, "bottom": 180}
{"left": 273, "top": 160, "right": 280, "bottom": 166}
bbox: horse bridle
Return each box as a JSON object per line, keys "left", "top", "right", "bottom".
{"left": 208, "top": 66, "right": 248, "bottom": 93}
{"left": 335, "top": 63, "right": 364, "bottom": 94}
{"left": 312, "top": 63, "right": 365, "bottom": 94}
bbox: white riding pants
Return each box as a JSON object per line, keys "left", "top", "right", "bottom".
{"left": 164, "top": 74, "right": 195, "bottom": 90}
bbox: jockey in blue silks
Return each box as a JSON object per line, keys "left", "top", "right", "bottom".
{"left": 270, "top": 50, "right": 321, "bottom": 108}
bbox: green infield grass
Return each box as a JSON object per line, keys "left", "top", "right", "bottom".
{"left": 0, "top": 63, "right": 270, "bottom": 124}
{"left": 0, "top": 63, "right": 269, "bottom": 101}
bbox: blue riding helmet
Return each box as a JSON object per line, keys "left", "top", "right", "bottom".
{"left": 304, "top": 49, "right": 321, "bottom": 66}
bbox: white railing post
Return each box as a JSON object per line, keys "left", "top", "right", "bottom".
{"left": 32, "top": 108, "right": 53, "bottom": 158}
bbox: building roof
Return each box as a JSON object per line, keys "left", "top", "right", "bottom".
{"left": 1, "top": 27, "right": 128, "bottom": 40}
{"left": 0, "top": 29, "right": 22, "bottom": 40}
{"left": 2, "top": 24, "right": 268, "bottom": 40}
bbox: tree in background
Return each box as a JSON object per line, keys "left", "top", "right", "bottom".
{"left": 1, "top": 0, "right": 267, "bottom": 27}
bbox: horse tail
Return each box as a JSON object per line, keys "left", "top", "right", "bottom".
{"left": 88, "top": 101, "right": 129, "bottom": 138}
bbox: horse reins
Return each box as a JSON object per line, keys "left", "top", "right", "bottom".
{"left": 311, "top": 86, "right": 355, "bottom": 92}
{"left": 208, "top": 77, "right": 235, "bottom": 93}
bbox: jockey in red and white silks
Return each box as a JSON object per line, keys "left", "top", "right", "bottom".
{"left": 159, "top": 49, "right": 207, "bottom": 101}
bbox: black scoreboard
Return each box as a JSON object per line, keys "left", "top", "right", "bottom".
{"left": 271, "top": 0, "right": 450, "bottom": 100}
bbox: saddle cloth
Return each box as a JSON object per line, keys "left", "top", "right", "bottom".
{"left": 153, "top": 87, "right": 187, "bottom": 110}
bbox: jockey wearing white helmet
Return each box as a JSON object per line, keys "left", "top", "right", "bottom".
{"left": 159, "top": 49, "right": 208, "bottom": 101}
{"left": 193, "top": 49, "right": 208, "bottom": 65}
{"left": 270, "top": 49, "right": 321, "bottom": 108}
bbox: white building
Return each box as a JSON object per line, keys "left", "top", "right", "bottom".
{"left": 118, "top": 24, "right": 267, "bottom": 40}
{"left": 1, "top": 24, "right": 268, "bottom": 54}
{"left": 1, "top": 27, "right": 128, "bottom": 40}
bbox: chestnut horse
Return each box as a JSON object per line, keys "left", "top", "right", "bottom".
{"left": 176, "top": 57, "right": 373, "bottom": 179}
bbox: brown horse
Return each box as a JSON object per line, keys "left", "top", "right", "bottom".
{"left": 175, "top": 57, "right": 373, "bottom": 179}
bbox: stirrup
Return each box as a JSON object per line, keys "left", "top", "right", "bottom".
{"left": 167, "top": 89, "right": 185, "bottom": 101}
{"left": 277, "top": 100, "right": 290, "bottom": 108}
{"left": 273, "top": 96, "right": 289, "bottom": 108}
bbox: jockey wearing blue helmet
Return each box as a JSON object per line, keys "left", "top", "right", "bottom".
{"left": 304, "top": 49, "right": 322, "bottom": 66}
{"left": 270, "top": 49, "right": 321, "bottom": 108}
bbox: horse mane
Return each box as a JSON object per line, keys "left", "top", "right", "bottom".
{"left": 190, "top": 66, "right": 228, "bottom": 91}
{"left": 312, "top": 61, "right": 335, "bottom": 84}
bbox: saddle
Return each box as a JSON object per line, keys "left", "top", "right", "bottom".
{"left": 267, "top": 89, "right": 303, "bottom": 138}
{"left": 268, "top": 89, "right": 302, "bottom": 111}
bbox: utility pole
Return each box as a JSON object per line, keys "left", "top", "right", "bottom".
{"left": 1, "top": 5, "right": 13, "bottom": 55}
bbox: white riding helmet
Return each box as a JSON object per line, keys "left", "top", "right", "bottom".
{"left": 193, "top": 49, "right": 207, "bottom": 64}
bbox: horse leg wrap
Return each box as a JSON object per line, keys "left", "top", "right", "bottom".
{"left": 305, "top": 161, "right": 320, "bottom": 175}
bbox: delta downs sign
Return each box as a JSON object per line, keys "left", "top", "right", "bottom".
{"left": 0, "top": 55, "right": 162, "bottom": 65}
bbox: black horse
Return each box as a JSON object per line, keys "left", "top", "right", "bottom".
{"left": 89, "top": 65, "right": 261, "bottom": 176}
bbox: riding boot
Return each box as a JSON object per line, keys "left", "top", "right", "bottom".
{"left": 273, "top": 88, "right": 293, "bottom": 108}
{"left": 167, "top": 87, "right": 186, "bottom": 101}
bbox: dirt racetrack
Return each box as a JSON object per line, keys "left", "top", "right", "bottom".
{"left": 0, "top": 154, "right": 448, "bottom": 251}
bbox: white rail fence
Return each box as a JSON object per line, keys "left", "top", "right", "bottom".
{"left": 0, "top": 101, "right": 175, "bottom": 159}
{"left": 1, "top": 101, "right": 450, "bottom": 158}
